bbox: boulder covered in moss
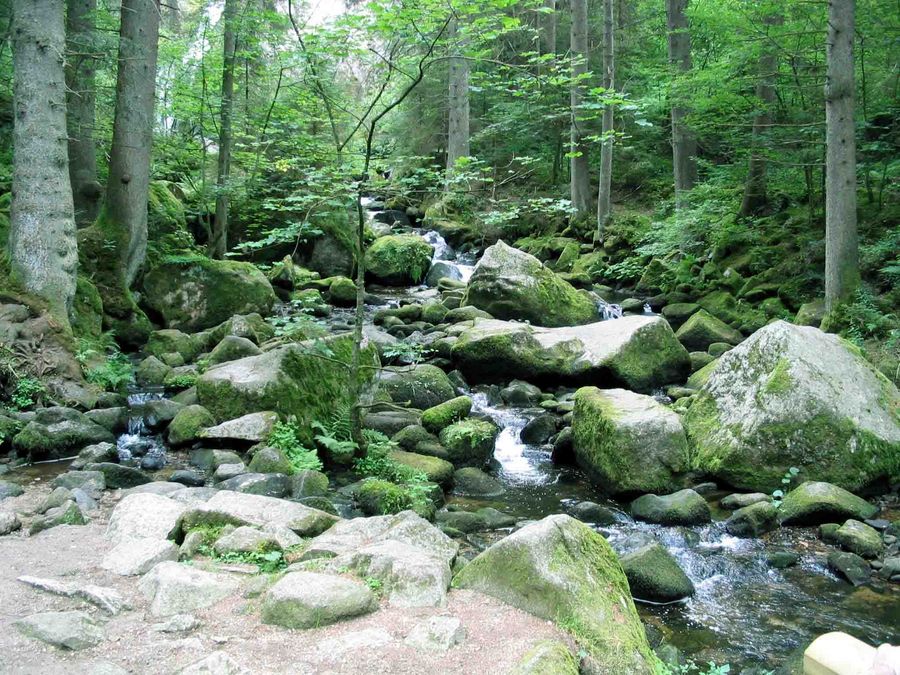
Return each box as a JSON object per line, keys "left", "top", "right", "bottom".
{"left": 388, "top": 449, "right": 454, "bottom": 486}
{"left": 365, "top": 234, "right": 434, "bottom": 285}
{"left": 463, "top": 241, "right": 597, "bottom": 327}
{"left": 778, "top": 481, "right": 878, "bottom": 525}
{"left": 630, "top": 489, "right": 711, "bottom": 526}
{"left": 453, "top": 514, "right": 654, "bottom": 672}
{"left": 355, "top": 478, "right": 415, "bottom": 516}
{"left": 167, "top": 404, "right": 216, "bottom": 446}
{"left": 683, "top": 321, "right": 900, "bottom": 493}
{"left": 451, "top": 316, "right": 690, "bottom": 393}
{"left": 328, "top": 276, "right": 357, "bottom": 306}
{"left": 675, "top": 309, "right": 744, "bottom": 351}
{"left": 146, "top": 329, "right": 202, "bottom": 363}
{"left": 421, "top": 396, "right": 472, "bottom": 433}
{"left": 572, "top": 387, "right": 688, "bottom": 496}
{"left": 439, "top": 418, "right": 499, "bottom": 466}
{"left": 72, "top": 276, "right": 104, "bottom": 339}
{"left": 377, "top": 364, "right": 456, "bottom": 410}
{"left": 142, "top": 257, "right": 276, "bottom": 332}
{"left": 196, "top": 334, "right": 379, "bottom": 446}
{"left": 620, "top": 542, "right": 695, "bottom": 603}
{"left": 12, "top": 407, "right": 115, "bottom": 462}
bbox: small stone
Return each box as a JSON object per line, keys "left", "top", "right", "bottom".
{"left": 178, "top": 651, "right": 249, "bottom": 675}
{"left": 720, "top": 492, "right": 770, "bottom": 510}
{"left": 404, "top": 616, "right": 466, "bottom": 651}
{"left": 725, "top": 501, "right": 778, "bottom": 537}
{"left": 569, "top": 501, "right": 618, "bottom": 526}
{"left": 213, "top": 462, "right": 246, "bottom": 482}
{"left": 0, "top": 510, "right": 21, "bottom": 535}
{"left": 29, "top": 501, "right": 87, "bottom": 535}
{"left": 766, "top": 551, "right": 800, "bottom": 569}
{"left": 14, "top": 610, "right": 103, "bottom": 650}
{"left": 630, "top": 489, "right": 711, "bottom": 526}
{"left": 620, "top": 543, "right": 695, "bottom": 603}
{"left": 152, "top": 614, "right": 201, "bottom": 633}
{"left": 261, "top": 571, "right": 376, "bottom": 629}
{"left": 170, "top": 470, "right": 206, "bottom": 487}
{"left": 833, "top": 519, "right": 884, "bottom": 559}
{"left": 827, "top": 551, "right": 871, "bottom": 586}
{"left": 213, "top": 526, "right": 281, "bottom": 555}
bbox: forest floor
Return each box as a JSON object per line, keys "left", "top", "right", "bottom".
{"left": 0, "top": 481, "right": 568, "bottom": 675}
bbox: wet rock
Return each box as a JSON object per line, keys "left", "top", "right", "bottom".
{"left": 725, "top": 501, "right": 778, "bottom": 537}
{"left": 573, "top": 388, "right": 688, "bottom": 496}
{"left": 70, "top": 441, "right": 118, "bottom": 469}
{"left": 378, "top": 364, "right": 456, "bottom": 410}
{"left": 167, "top": 405, "right": 216, "bottom": 447}
{"left": 14, "top": 610, "right": 103, "bottom": 650}
{"left": 147, "top": 329, "right": 202, "bottom": 362}
{"left": 0, "top": 479, "right": 24, "bottom": 501}
{"left": 140, "top": 561, "right": 240, "bottom": 616}
{"left": 551, "top": 427, "right": 574, "bottom": 464}
{"left": 213, "top": 462, "right": 246, "bottom": 482}
{"left": 452, "top": 316, "right": 690, "bottom": 393}
{"left": 261, "top": 571, "right": 376, "bottom": 628}
{"left": 569, "top": 501, "right": 618, "bottom": 526}
{"left": 29, "top": 501, "right": 88, "bottom": 535}
{"left": 877, "top": 557, "right": 900, "bottom": 582}
{"left": 140, "top": 454, "right": 166, "bottom": 471}
{"left": 170, "top": 470, "right": 206, "bottom": 487}
{"left": 392, "top": 424, "right": 440, "bottom": 451}
{"left": 0, "top": 510, "right": 21, "bottom": 535}
{"left": 682, "top": 322, "right": 900, "bottom": 493}
{"left": 366, "top": 234, "right": 434, "bottom": 285}
{"left": 453, "top": 514, "right": 653, "bottom": 672}
{"left": 103, "top": 538, "right": 180, "bottom": 576}
{"left": 452, "top": 467, "right": 505, "bottom": 498}
{"left": 247, "top": 447, "right": 292, "bottom": 475}
{"left": 439, "top": 418, "right": 500, "bottom": 467}
{"left": 365, "top": 410, "right": 423, "bottom": 436}
{"left": 520, "top": 414, "right": 557, "bottom": 445}
{"left": 425, "top": 261, "right": 463, "bottom": 287}
{"left": 620, "top": 543, "right": 695, "bottom": 603}
{"left": 37, "top": 487, "right": 75, "bottom": 514}
{"left": 421, "top": 396, "right": 473, "bottom": 434}
{"left": 216, "top": 472, "right": 290, "bottom": 498}
{"left": 207, "top": 335, "right": 261, "bottom": 366}
{"left": 630, "top": 489, "right": 711, "bottom": 526}
{"left": 661, "top": 303, "right": 700, "bottom": 329}
{"left": 720, "top": 492, "right": 771, "bottom": 510}
{"left": 138, "top": 399, "right": 185, "bottom": 430}
{"left": 213, "top": 526, "right": 281, "bottom": 555}
{"left": 779, "top": 482, "right": 878, "bottom": 526}
{"left": 833, "top": 519, "right": 884, "bottom": 559}
{"left": 85, "top": 462, "right": 152, "bottom": 489}
{"left": 675, "top": 309, "right": 743, "bottom": 351}
{"left": 766, "top": 551, "right": 800, "bottom": 569}
{"left": 12, "top": 407, "right": 115, "bottom": 461}
{"left": 405, "top": 616, "right": 466, "bottom": 650}
{"left": 190, "top": 449, "right": 243, "bottom": 471}
{"left": 106, "top": 493, "right": 186, "bottom": 544}
{"left": 202, "top": 411, "right": 278, "bottom": 445}
{"left": 290, "top": 470, "right": 329, "bottom": 498}
{"left": 827, "top": 551, "right": 871, "bottom": 586}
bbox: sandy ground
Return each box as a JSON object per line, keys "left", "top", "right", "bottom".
{"left": 0, "top": 484, "right": 570, "bottom": 675}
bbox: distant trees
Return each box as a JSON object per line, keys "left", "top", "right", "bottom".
{"left": 596, "top": 0, "right": 615, "bottom": 237}
{"left": 569, "top": 0, "right": 591, "bottom": 216}
{"left": 665, "top": 0, "right": 697, "bottom": 208}
{"left": 211, "top": 0, "right": 238, "bottom": 258}
{"left": 446, "top": 16, "right": 470, "bottom": 182}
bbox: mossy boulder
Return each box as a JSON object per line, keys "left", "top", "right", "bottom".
{"left": 146, "top": 329, "right": 201, "bottom": 363}
{"left": 355, "top": 478, "right": 415, "bottom": 516}
{"left": 572, "top": 387, "right": 689, "bottom": 496}
{"left": 462, "top": 241, "right": 597, "bottom": 327}
{"left": 248, "top": 447, "right": 294, "bottom": 475}
{"left": 421, "top": 396, "right": 473, "bottom": 433}
{"left": 72, "top": 276, "right": 104, "bottom": 339}
{"left": 135, "top": 356, "right": 172, "bottom": 387}
{"left": 683, "top": 321, "right": 900, "bottom": 493}
{"left": 207, "top": 335, "right": 262, "bottom": 366}
{"left": 452, "top": 467, "right": 506, "bottom": 497}
{"left": 451, "top": 316, "right": 690, "bottom": 393}
{"left": 724, "top": 501, "right": 779, "bottom": 537}
{"left": 142, "top": 257, "right": 276, "bottom": 331}
{"left": 439, "top": 419, "right": 500, "bottom": 466}
{"left": 146, "top": 180, "right": 195, "bottom": 259}
{"left": 778, "top": 482, "right": 878, "bottom": 525}
{"left": 661, "top": 302, "right": 700, "bottom": 329}
{"left": 388, "top": 449, "right": 454, "bottom": 486}
{"left": 620, "top": 542, "right": 695, "bottom": 603}
{"left": 12, "top": 408, "right": 116, "bottom": 462}
{"left": 377, "top": 364, "right": 456, "bottom": 410}
{"left": 328, "top": 276, "right": 357, "bottom": 306}
{"left": 833, "top": 519, "right": 883, "bottom": 559}
{"left": 630, "top": 489, "right": 711, "bottom": 526}
{"left": 167, "top": 404, "right": 216, "bottom": 446}
{"left": 511, "top": 640, "right": 579, "bottom": 675}
{"left": 365, "top": 234, "right": 434, "bottom": 285}
{"left": 196, "top": 334, "right": 379, "bottom": 446}
{"left": 675, "top": 309, "right": 744, "bottom": 351}
{"left": 453, "top": 514, "right": 653, "bottom": 671}
{"left": 794, "top": 299, "right": 825, "bottom": 327}
{"left": 205, "top": 313, "right": 275, "bottom": 347}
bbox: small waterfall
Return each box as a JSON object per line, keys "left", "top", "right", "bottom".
{"left": 117, "top": 390, "right": 168, "bottom": 468}
{"left": 599, "top": 301, "right": 623, "bottom": 320}
{"left": 421, "top": 229, "right": 476, "bottom": 283}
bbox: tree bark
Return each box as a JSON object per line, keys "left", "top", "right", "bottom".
{"left": 665, "top": 0, "right": 697, "bottom": 207}
{"left": 740, "top": 13, "right": 782, "bottom": 217}
{"left": 596, "top": 0, "right": 615, "bottom": 238}
{"left": 103, "top": 0, "right": 160, "bottom": 286}
{"left": 539, "top": 0, "right": 556, "bottom": 57}
{"left": 569, "top": 0, "right": 591, "bottom": 216}
{"left": 211, "top": 0, "right": 237, "bottom": 258}
{"left": 10, "top": 0, "right": 78, "bottom": 324}
{"left": 824, "top": 0, "right": 858, "bottom": 312}
{"left": 445, "top": 17, "right": 470, "bottom": 182}
{"left": 65, "top": 0, "right": 100, "bottom": 227}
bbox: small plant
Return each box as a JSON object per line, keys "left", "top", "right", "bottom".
{"left": 267, "top": 419, "right": 324, "bottom": 473}
{"left": 382, "top": 340, "right": 433, "bottom": 365}
{"left": 165, "top": 373, "right": 198, "bottom": 390}
{"left": 10, "top": 376, "right": 44, "bottom": 410}
{"left": 76, "top": 335, "right": 133, "bottom": 392}
{"left": 365, "top": 576, "right": 384, "bottom": 594}
{"left": 771, "top": 467, "right": 800, "bottom": 506}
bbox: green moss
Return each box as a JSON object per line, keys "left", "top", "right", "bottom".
{"left": 168, "top": 404, "right": 215, "bottom": 445}
{"left": 356, "top": 478, "right": 414, "bottom": 515}
{"left": 762, "top": 357, "right": 793, "bottom": 396}
{"left": 686, "top": 358, "right": 719, "bottom": 389}
{"left": 511, "top": 640, "right": 579, "bottom": 675}
{"left": 421, "top": 395, "right": 473, "bottom": 433}
{"left": 608, "top": 320, "right": 691, "bottom": 393}
{"left": 71, "top": 276, "right": 104, "bottom": 339}
{"left": 439, "top": 418, "right": 499, "bottom": 466}
{"left": 365, "top": 234, "right": 434, "bottom": 285}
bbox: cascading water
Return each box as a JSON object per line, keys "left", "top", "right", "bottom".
{"left": 117, "top": 390, "right": 168, "bottom": 470}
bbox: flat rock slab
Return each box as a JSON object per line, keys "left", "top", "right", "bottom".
{"left": 202, "top": 411, "right": 278, "bottom": 443}
{"left": 261, "top": 571, "right": 376, "bottom": 629}
{"left": 103, "top": 538, "right": 180, "bottom": 576}
{"left": 178, "top": 490, "right": 339, "bottom": 537}
{"left": 106, "top": 493, "right": 187, "bottom": 544}
{"left": 139, "top": 561, "right": 240, "bottom": 617}
{"left": 18, "top": 576, "right": 128, "bottom": 615}
{"left": 14, "top": 610, "right": 104, "bottom": 650}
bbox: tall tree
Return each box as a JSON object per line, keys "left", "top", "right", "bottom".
{"left": 211, "top": 0, "right": 238, "bottom": 258}
{"left": 102, "top": 0, "right": 161, "bottom": 286}
{"left": 569, "top": 0, "right": 591, "bottom": 216}
{"left": 65, "top": 0, "right": 101, "bottom": 226}
{"left": 596, "top": 0, "right": 615, "bottom": 237}
{"left": 445, "top": 16, "right": 470, "bottom": 181}
{"left": 665, "top": 0, "right": 697, "bottom": 207}
{"left": 824, "top": 0, "right": 859, "bottom": 312}
{"left": 739, "top": 13, "right": 783, "bottom": 216}
{"left": 539, "top": 0, "right": 556, "bottom": 57}
{"left": 9, "top": 0, "right": 79, "bottom": 324}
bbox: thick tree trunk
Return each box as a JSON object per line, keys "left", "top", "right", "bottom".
{"left": 211, "top": 0, "right": 237, "bottom": 259}
{"left": 445, "top": 18, "right": 470, "bottom": 181}
{"left": 665, "top": 0, "right": 697, "bottom": 207}
{"left": 10, "top": 0, "right": 78, "bottom": 324}
{"left": 740, "top": 14, "right": 782, "bottom": 217}
{"left": 824, "top": 0, "right": 858, "bottom": 312}
{"left": 540, "top": 0, "right": 556, "bottom": 57}
{"left": 66, "top": 0, "right": 100, "bottom": 227}
{"left": 569, "top": 0, "right": 591, "bottom": 216}
{"left": 596, "top": 0, "right": 615, "bottom": 238}
{"left": 103, "top": 0, "right": 160, "bottom": 286}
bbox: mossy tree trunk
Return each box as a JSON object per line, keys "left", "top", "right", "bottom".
{"left": 569, "top": 0, "right": 591, "bottom": 217}
{"left": 596, "top": 0, "right": 615, "bottom": 240}
{"left": 665, "top": 0, "right": 698, "bottom": 208}
{"left": 102, "top": 0, "right": 160, "bottom": 286}
{"left": 65, "top": 0, "right": 101, "bottom": 227}
{"left": 9, "top": 0, "right": 78, "bottom": 326}
{"left": 824, "top": 0, "right": 859, "bottom": 313}
{"left": 210, "top": 0, "right": 237, "bottom": 259}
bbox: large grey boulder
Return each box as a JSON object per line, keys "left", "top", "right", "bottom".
{"left": 451, "top": 316, "right": 690, "bottom": 393}
{"left": 683, "top": 321, "right": 900, "bottom": 492}
{"left": 377, "top": 364, "right": 456, "bottom": 410}
{"left": 778, "top": 481, "right": 878, "bottom": 526}
{"left": 106, "top": 493, "right": 186, "bottom": 544}
{"left": 14, "top": 611, "right": 103, "bottom": 650}
{"left": 453, "top": 515, "right": 653, "bottom": 672}
{"left": 462, "top": 241, "right": 597, "bottom": 327}
{"left": 215, "top": 473, "right": 290, "bottom": 498}
{"left": 261, "top": 571, "right": 376, "bottom": 629}
{"left": 102, "top": 538, "right": 180, "bottom": 576}
{"left": 572, "top": 387, "right": 688, "bottom": 495}
{"left": 12, "top": 407, "right": 115, "bottom": 461}
{"left": 201, "top": 411, "right": 277, "bottom": 444}
{"left": 177, "top": 490, "right": 339, "bottom": 537}
{"left": 139, "top": 561, "right": 239, "bottom": 616}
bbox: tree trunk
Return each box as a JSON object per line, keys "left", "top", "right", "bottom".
{"left": 596, "top": 0, "right": 615, "bottom": 239}
{"left": 211, "top": 0, "right": 237, "bottom": 259}
{"left": 10, "top": 0, "right": 78, "bottom": 324}
{"left": 569, "top": 0, "right": 591, "bottom": 216}
{"left": 445, "top": 17, "right": 470, "bottom": 182}
{"left": 103, "top": 0, "right": 160, "bottom": 286}
{"left": 65, "top": 0, "right": 100, "bottom": 227}
{"left": 824, "top": 0, "right": 858, "bottom": 313}
{"left": 740, "top": 13, "right": 782, "bottom": 217}
{"left": 665, "top": 0, "right": 697, "bottom": 207}
{"left": 540, "top": 0, "right": 556, "bottom": 57}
